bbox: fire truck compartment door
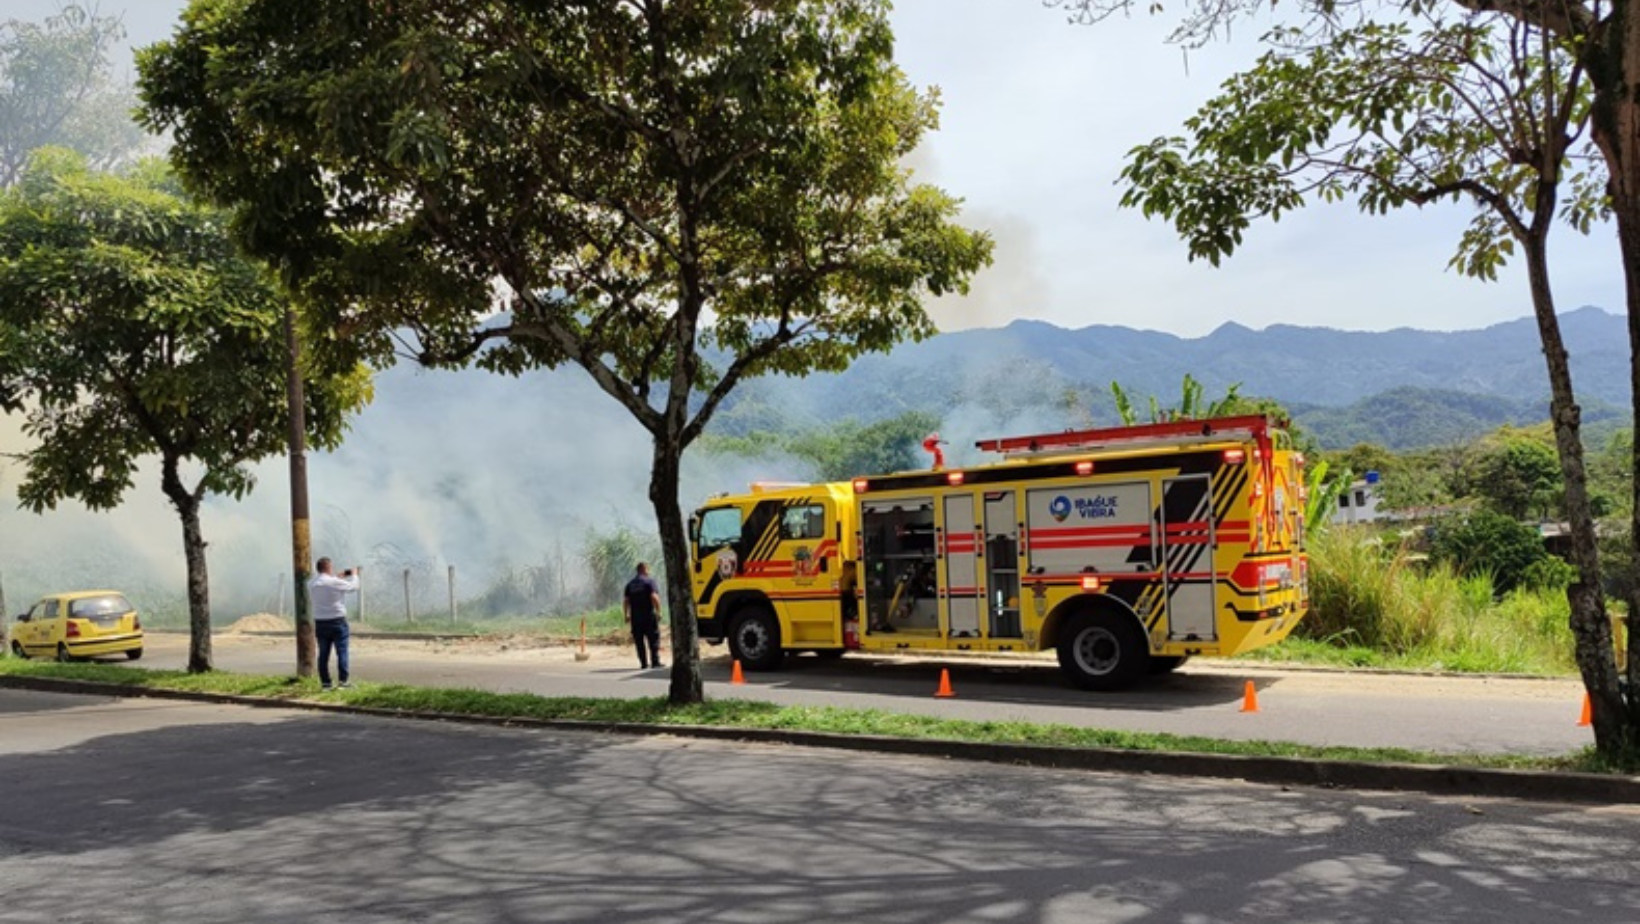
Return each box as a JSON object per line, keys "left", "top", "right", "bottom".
{"left": 1161, "top": 474, "right": 1218, "bottom": 641}
{"left": 1025, "top": 482, "right": 1155, "bottom": 576}
{"left": 940, "top": 494, "right": 981, "bottom": 638}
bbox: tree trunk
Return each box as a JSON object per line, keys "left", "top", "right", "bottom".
{"left": 285, "top": 306, "right": 316, "bottom": 677}
{"left": 161, "top": 455, "right": 212, "bottom": 673}
{"left": 650, "top": 433, "right": 704, "bottom": 705}
{"left": 1581, "top": 14, "right": 1640, "bottom": 759}
{"left": 1523, "top": 238, "right": 1622, "bottom": 750}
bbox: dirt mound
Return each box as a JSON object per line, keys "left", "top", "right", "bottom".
{"left": 225, "top": 613, "right": 294, "bottom": 634}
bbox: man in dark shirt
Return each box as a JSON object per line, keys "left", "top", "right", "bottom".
{"left": 623, "top": 562, "right": 663, "bottom": 670}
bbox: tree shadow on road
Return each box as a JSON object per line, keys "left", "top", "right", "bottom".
{"left": 1, "top": 709, "right": 1635, "bottom": 924}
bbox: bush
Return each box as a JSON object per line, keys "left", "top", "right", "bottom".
{"left": 1428, "top": 510, "right": 1546, "bottom": 594}
{"left": 1520, "top": 555, "right": 1577, "bottom": 591}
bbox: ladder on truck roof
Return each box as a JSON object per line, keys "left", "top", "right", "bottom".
{"left": 975, "top": 414, "right": 1279, "bottom": 458}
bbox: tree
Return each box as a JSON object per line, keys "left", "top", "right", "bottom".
{"left": 1429, "top": 509, "right": 1549, "bottom": 594}
{"left": 1059, "top": 2, "right": 1638, "bottom": 756}
{"left": 1466, "top": 431, "right": 1563, "bottom": 519}
{"left": 0, "top": 150, "right": 369, "bottom": 671}
{"left": 0, "top": 4, "right": 147, "bottom": 187}
{"left": 1111, "top": 374, "right": 1243, "bottom": 424}
{"left": 138, "top": 0, "right": 992, "bottom": 703}
{"left": 786, "top": 411, "right": 942, "bottom": 481}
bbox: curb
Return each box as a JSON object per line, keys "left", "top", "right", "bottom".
{"left": 150, "top": 630, "right": 1581, "bottom": 682}
{"left": 4, "top": 674, "right": 1636, "bottom": 805}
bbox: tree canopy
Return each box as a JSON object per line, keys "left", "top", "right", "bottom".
{"left": 0, "top": 149, "right": 371, "bottom": 670}
{"left": 139, "top": 0, "right": 992, "bottom": 701}
{"left": 0, "top": 4, "right": 149, "bottom": 187}
{"left": 1053, "top": 0, "right": 1640, "bottom": 755}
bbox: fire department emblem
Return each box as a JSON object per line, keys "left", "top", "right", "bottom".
{"left": 1049, "top": 495, "right": 1072, "bottom": 522}
{"left": 793, "top": 545, "right": 818, "bottom": 578}
{"left": 717, "top": 549, "right": 738, "bottom": 580}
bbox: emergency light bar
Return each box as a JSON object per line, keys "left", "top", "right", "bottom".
{"left": 976, "top": 415, "right": 1278, "bottom": 458}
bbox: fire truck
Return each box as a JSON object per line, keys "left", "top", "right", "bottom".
{"left": 688, "top": 415, "right": 1309, "bottom": 690}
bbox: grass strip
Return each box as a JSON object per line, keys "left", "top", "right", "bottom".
{"left": 0, "top": 656, "right": 1627, "bottom": 775}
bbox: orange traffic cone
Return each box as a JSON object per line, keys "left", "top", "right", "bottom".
{"left": 935, "top": 668, "right": 955, "bottom": 698}
{"left": 731, "top": 660, "right": 746, "bottom": 685}
{"left": 1578, "top": 692, "right": 1592, "bottom": 727}
{"left": 1239, "top": 680, "right": 1260, "bottom": 713}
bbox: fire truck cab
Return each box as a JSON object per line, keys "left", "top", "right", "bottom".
{"left": 689, "top": 415, "right": 1308, "bottom": 690}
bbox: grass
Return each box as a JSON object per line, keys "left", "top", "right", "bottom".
{"left": 0, "top": 656, "right": 1628, "bottom": 775}
{"left": 1285, "top": 526, "right": 1587, "bottom": 676}
{"left": 352, "top": 607, "right": 627, "bottom": 639}
{"left": 135, "top": 606, "right": 631, "bottom": 639}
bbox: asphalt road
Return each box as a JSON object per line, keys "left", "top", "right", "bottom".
{"left": 130, "top": 632, "right": 1594, "bottom": 757}
{"left": 1, "top": 689, "right": 1636, "bottom": 924}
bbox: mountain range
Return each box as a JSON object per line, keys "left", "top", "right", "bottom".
{"left": 708, "top": 305, "right": 1631, "bottom": 450}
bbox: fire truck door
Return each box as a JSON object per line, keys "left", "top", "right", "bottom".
{"left": 941, "top": 494, "right": 982, "bottom": 638}
{"left": 1161, "top": 475, "right": 1218, "bottom": 641}
{"left": 983, "top": 491, "right": 1021, "bottom": 638}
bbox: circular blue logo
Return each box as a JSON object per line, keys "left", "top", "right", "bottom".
{"left": 1049, "top": 495, "right": 1072, "bottom": 522}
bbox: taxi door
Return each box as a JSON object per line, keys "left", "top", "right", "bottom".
{"left": 16, "top": 599, "right": 58, "bottom": 654}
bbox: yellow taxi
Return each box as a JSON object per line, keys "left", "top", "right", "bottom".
{"left": 10, "top": 591, "right": 144, "bottom": 662}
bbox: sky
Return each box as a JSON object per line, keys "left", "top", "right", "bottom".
{"left": 15, "top": 0, "right": 1625, "bottom": 337}
{"left": 1, "top": 0, "right": 1627, "bottom": 617}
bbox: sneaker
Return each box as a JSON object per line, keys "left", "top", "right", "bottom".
{"left": 652, "top": 662, "right": 665, "bottom": 670}
{"left": 638, "top": 663, "right": 649, "bottom": 670}
{"left": 338, "top": 681, "right": 353, "bottom": 690}
{"left": 321, "top": 683, "right": 333, "bottom": 691}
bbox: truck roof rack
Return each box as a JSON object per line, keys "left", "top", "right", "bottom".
{"left": 975, "top": 414, "right": 1278, "bottom": 458}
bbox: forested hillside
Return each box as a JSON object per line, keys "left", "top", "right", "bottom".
{"left": 711, "top": 306, "right": 1627, "bottom": 449}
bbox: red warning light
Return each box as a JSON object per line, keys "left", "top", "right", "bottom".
{"left": 946, "top": 471, "right": 965, "bottom": 486}
{"left": 852, "top": 478, "right": 870, "bottom": 494}
{"left": 1223, "top": 449, "right": 1246, "bottom": 465}
{"left": 1080, "top": 575, "right": 1103, "bottom": 591}
{"left": 1075, "top": 461, "right": 1094, "bottom": 476}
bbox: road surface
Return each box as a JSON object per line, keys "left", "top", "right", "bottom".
{"left": 127, "top": 632, "right": 1593, "bottom": 756}
{"left": 0, "top": 689, "right": 1634, "bottom": 924}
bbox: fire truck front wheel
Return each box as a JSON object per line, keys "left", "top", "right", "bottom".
{"left": 728, "top": 605, "right": 784, "bottom": 671}
{"left": 1057, "top": 612, "right": 1148, "bottom": 691}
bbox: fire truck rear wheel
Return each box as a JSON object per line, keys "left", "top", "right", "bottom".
{"left": 1057, "top": 611, "right": 1147, "bottom": 691}
{"left": 728, "top": 605, "right": 784, "bottom": 671}
{"left": 1148, "top": 655, "right": 1190, "bottom": 675}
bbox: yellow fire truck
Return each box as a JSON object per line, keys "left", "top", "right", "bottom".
{"left": 689, "top": 415, "right": 1309, "bottom": 689}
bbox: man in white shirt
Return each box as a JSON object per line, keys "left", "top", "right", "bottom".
{"left": 310, "top": 557, "right": 359, "bottom": 691}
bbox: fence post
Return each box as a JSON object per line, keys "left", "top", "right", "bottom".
{"left": 403, "top": 568, "right": 413, "bottom": 624}
{"left": 357, "top": 566, "right": 366, "bottom": 625}
{"left": 448, "top": 565, "right": 457, "bottom": 625}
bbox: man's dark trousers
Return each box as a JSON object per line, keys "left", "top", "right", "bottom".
{"left": 632, "top": 614, "right": 661, "bottom": 668}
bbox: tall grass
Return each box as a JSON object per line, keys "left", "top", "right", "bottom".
{"left": 1289, "top": 526, "right": 1577, "bottom": 674}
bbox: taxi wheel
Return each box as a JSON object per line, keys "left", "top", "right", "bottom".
{"left": 9, "top": 640, "right": 25, "bottom": 660}
{"left": 56, "top": 643, "right": 76, "bottom": 663}
{"left": 125, "top": 648, "right": 143, "bottom": 661}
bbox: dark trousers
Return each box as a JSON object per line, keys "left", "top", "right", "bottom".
{"left": 631, "top": 616, "right": 661, "bottom": 667}
{"left": 316, "top": 618, "right": 350, "bottom": 685}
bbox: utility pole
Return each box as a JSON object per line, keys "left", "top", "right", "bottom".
{"left": 285, "top": 307, "right": 315, "bottom": 676}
